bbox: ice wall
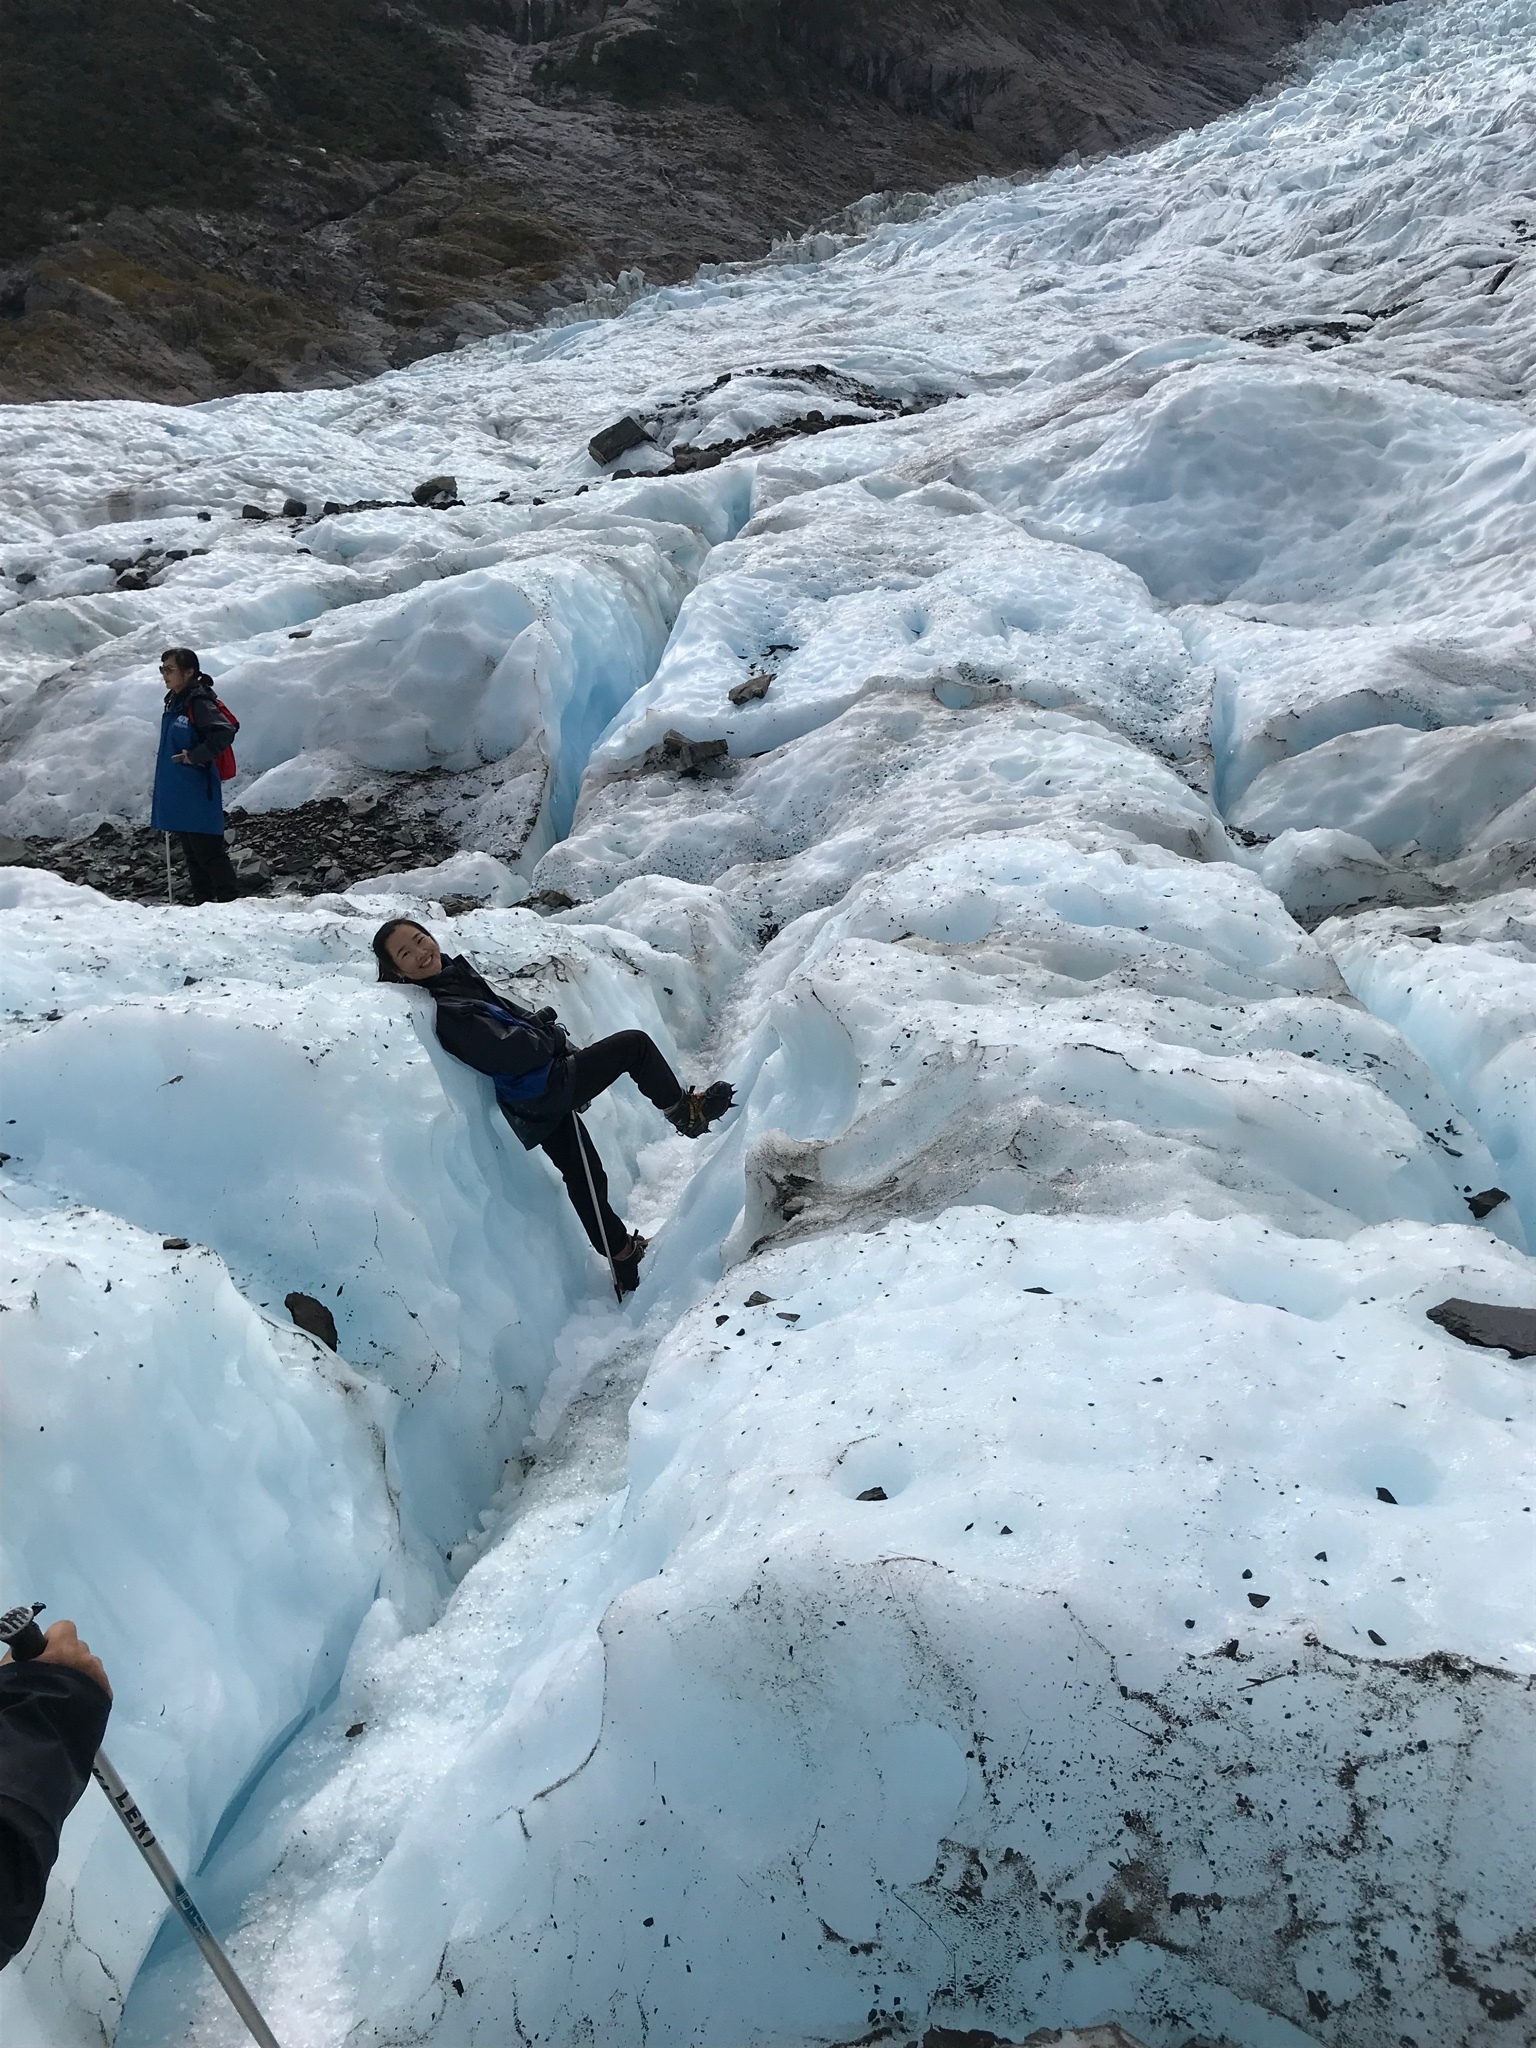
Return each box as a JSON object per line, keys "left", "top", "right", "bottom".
{"left": 0, "top": 871, "right": 705, "bottom": 2045}
{"left": 1326, "top": 897, "right": 1536, "bottom": 1243}
{"left": 0, "top": 1201, "right": 407, "bottom": 2045}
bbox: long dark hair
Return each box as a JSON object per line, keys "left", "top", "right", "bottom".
{"left": 372, "top": 917, "right": 430, "bottom": 982}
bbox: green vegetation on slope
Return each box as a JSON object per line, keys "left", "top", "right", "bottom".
{"left": 0, "top": 0, "right": 469, "bottom": 259}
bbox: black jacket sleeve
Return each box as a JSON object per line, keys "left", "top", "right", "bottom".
{"left": 0, "top": 1663, "right": 111, "bottom": 1968}
{"left": 434, "top": 1000, "right": 565, "bottom": 1082}
{"left": 182, "top": 681, "right": 237, "bottom": 769}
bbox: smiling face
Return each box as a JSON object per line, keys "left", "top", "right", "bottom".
{"left": 384, "top": 923, "right": 443, "bottom": 982}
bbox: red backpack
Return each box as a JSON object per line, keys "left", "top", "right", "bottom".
{"left": 213, "top": 697, "right": 240, "bottom": 780}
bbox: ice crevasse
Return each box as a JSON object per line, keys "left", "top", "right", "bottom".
{"left": 0, "top": 0, "right": 1534, "bottom": 2044}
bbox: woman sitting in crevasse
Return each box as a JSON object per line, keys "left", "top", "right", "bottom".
{"left": 373, "top": 918, "right": 733, "bottom": 1295}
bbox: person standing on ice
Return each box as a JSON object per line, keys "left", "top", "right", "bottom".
{"left": 373, "top": 918, "right": 734, "bottom": 1295}
{"left": 151, "top": 647, "right": 240, "bottom": 903}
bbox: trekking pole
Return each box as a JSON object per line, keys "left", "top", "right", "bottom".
{"left": 573, "top": 1118, "right": 623, "bottom": 1301}
{"left": 164, "top": 832, "right": 174, "bottom": 906}
{"left": 0, "top": 1603, "right": 285, "bottom": 2048}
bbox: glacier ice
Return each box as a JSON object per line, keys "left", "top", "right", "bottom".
{"left": 0, "top": 1197, "right": 410, "bottom": 2040}
{"left": 1, "top": 0, "right": 1533, "bottom": 2043}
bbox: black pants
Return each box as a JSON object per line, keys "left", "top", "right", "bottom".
{"left": 539, "top": 1032, "right": 681, "bottom": 1255}
{"left": 177, "top": 831, "right": 239, "bottom": 903}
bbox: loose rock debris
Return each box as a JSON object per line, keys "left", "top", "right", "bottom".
{"left": 286, "top": 1291, "right": 340, "bottom": 1352}
{"left": 1427, "top": 1297, "right": 1536, "bottom": 1359}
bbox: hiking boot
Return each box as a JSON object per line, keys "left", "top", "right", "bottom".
{"left": 613, "top": 1231, "right": 649, "bottom": 1295}
{"left": 665, "top": 1081, "right": 735, "bottom": 1139}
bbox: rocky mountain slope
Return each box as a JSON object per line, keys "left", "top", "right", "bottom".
{"left": 1, "top": 0, "right": 1357, "bottom": 402}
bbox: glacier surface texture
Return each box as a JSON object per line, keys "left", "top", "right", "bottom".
{"left": 1, "top": 1, "right": 1533, "bottom": 2044}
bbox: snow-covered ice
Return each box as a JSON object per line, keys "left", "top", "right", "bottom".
{"left": 2, "top": 0, "right": 1533, "bottom": 2043}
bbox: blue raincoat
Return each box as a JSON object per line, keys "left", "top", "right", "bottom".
{"left": 150, "top": 699, "right": 226, "bottom": 835}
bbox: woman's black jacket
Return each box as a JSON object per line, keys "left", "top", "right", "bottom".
{"left": 422, "top": 955, "right": 576, "bottom": 1147}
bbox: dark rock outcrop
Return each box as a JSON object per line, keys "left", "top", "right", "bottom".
{"left": 285, "top": 1291, "right": 340, "bottom": 1351}
{"left": 589, "top": 416, "right": 652, "bottom": 465}
{"left": 1427, "top": 1298, "right": 1536, "bottom": 1360}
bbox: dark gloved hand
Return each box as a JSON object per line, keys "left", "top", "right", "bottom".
{"left": 0, "top": 1618, "right": 112, "bottom": 1698}
{"left": 535, "top": 1006, "right": 559, "bottom": 1024}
